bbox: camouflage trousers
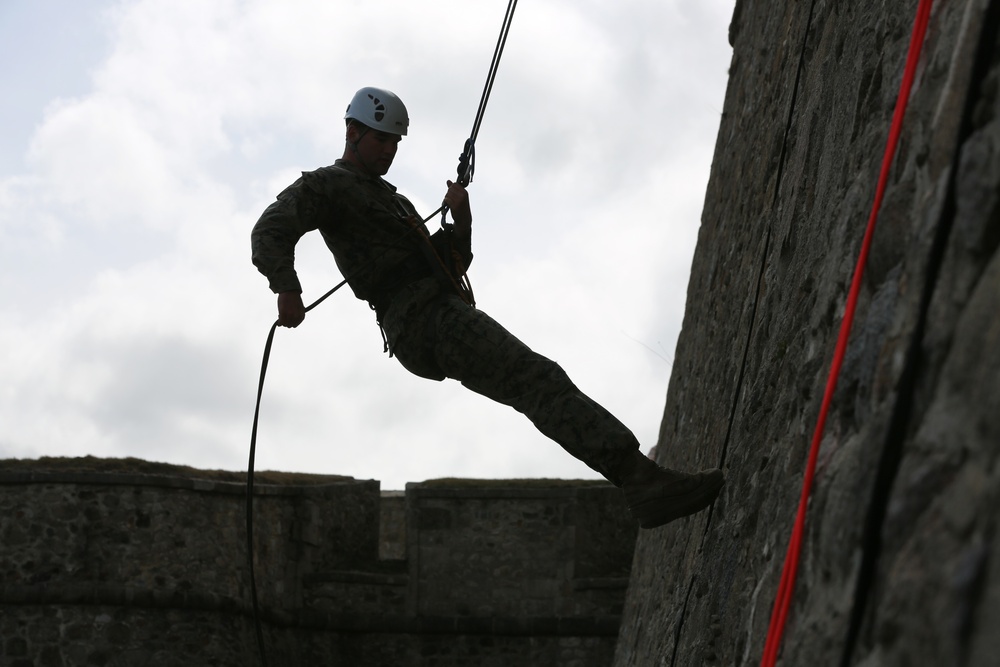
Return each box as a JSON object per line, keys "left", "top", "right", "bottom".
{"left": 383, "top": 285, "right": 640, "bottom": 485}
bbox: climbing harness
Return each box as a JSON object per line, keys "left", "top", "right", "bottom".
{"left": 408, "top": 212, "right": 477, "bottom": 308}
{"left": 246, "top": 2, "right": 520, "bottom": 665}
{"left": 759, "top": 1, "right": 934, "bottom": 665}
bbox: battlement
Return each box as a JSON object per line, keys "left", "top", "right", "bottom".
{"left": 0, "top": 458, "right": 636, "bottom": 666}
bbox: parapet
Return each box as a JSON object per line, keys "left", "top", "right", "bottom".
{"left": 0, "top": 457, "right": 636, "bottom": 666}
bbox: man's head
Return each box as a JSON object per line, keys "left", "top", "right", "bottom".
{"left": 342, "top": 86, "right": 408, "bottom": 176}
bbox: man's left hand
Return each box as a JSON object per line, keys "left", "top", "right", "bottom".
{"left": 444, "top": 180, "right": 472, "bottom": 231}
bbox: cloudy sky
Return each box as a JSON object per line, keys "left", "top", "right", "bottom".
{"left": 1, "top": 0, "right": 733, "bottom": 490}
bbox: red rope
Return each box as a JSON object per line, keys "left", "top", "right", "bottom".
{"left": 759, "top": 1, "right": 934, "bottom": 664}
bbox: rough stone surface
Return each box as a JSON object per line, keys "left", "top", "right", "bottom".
{"left": 0, "top": 464, "right": 636, "bottom": 666}
{"left": 615, "top": 0, "right": 1000, "bottom": 665}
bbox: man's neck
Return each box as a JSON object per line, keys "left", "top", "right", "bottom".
{"left": 339, "top": 153, "right": 377, "bottom": 177}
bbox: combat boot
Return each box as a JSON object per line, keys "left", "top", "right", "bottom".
{"left": 619, "top": 451, "right": 724, "bottom": 529}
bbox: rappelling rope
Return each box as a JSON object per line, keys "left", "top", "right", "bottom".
{"left": 436, "top": 0, "right": 519, "bottom": 303}
{"left": 447, "top": 0, "right": 519, "bottom": 194}
{"left": 245, "top": 279, "right": 348, "bottom": 667}
{"left": 759, "top": 1, "right": 934, "bottom": 665}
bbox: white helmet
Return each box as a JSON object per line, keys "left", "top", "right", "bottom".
{"left": 344, "top": 87, "right": 409, "bottom": 136}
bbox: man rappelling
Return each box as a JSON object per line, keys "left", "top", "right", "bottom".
{"left": 250, "top": 87, "right": 724, "bottom": 529}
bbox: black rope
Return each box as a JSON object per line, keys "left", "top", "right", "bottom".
{"left": 246, "top": 320, "right": 275, "bottom": 667}
{"left": 448, "top": 0, "right": 518, "bottom": 200}
{"left": 470, "top": 0, "right": 519, "bottom": 146}
{"left": 246, "top": 208, "right": 441, "bottom": 666}
{"left": 245, "top": 285, "right": 346, "bottom": 667}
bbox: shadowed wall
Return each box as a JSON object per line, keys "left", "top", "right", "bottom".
{"left": 615, "top": 1, "right": 999, "bottom": 665}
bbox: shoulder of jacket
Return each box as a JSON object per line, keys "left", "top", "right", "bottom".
{"left": 303, "top": 163, "right": 360, "bottom": 184}
{"left": 293, "top": 163, "right": 365, "bottom": 200}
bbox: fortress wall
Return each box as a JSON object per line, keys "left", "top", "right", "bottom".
{"left": 405, "top": 482, "right": 635, "bottom": 619}
{"left": 0, "top": 471, "right": 379, "bottom": 609}
{"left": 0, "top": 469, "right": 379, "bottom": 666}
{"left": 1, "top": 466, "right": 636, "bottom": 666}
{"left": 615, "top": 0, "right": 1000, "bottom": 665}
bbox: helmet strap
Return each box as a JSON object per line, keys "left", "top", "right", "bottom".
{"left": 346, "top": 122, "right": 380, "bottom": 174}
{"left": 346, "top": 120, "right": 369, "bottom": 151}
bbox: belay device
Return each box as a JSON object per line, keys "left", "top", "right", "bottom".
{"left": 246, "top": 1, "right": 519, "bottom": 665}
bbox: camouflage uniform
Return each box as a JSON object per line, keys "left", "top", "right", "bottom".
{"left": 251, "top": 159, "right": 640, "bottom": 484}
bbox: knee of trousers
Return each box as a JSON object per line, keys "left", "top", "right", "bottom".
{"left": 459, "top": 344, "right": 576, "bottom": 409}
{"left": 433, "top": 312, "right": 576, "bottom": 408}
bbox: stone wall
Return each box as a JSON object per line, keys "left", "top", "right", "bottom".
{"left": 0, "top": 461, "right": 636, "bottom": 666}
{"left": 405, "top": 482, "right": 634, "bottom": 620}
{"left": 615, "top": 0, "right": 1000, "bottom": 665}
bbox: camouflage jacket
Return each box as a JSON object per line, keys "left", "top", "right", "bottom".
{"left": 251, "top": 159, "right": 473, "bottom": 316}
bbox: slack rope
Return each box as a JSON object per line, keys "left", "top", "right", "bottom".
{"left": 245, "top": 283, "right": 349, "bottom": 667}
{"left": 246, "top": 207, "right": 442, "bottom": 666}
{"left": 758, "top": 1, "right": 934, "bottom": 664}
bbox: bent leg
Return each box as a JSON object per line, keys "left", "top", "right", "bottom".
{"left": 430, "top": 295, "right": 637, "bottom": 485}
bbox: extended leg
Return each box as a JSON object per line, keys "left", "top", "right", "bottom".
{"left": 430, "top": 295, "right": 637, "bottom": 485}
{"left": 391, "top": 293, "right": 725, "bottom": 528}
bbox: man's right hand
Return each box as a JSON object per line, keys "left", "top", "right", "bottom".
{"left": 277, "top": 291, "right": 306, "bottom": 328}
